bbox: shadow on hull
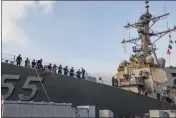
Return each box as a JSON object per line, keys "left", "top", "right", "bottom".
{"left": 1, "top": 63, "right": 175, "bottom": 116}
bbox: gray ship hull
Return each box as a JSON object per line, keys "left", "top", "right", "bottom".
{"left": 1, "top": 63, "right": 175, "bottom": 116}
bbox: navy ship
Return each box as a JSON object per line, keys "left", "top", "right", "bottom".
{"left": 1, "top": 1, "right": 176, "bottom": 117}
{"left": 113, "top": 0, "right": 176, "bottom": 106}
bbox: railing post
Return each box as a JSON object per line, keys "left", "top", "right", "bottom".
{"left": 13, "top": 55, "right": 16, "bottom": 65}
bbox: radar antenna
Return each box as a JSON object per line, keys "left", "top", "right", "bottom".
{"left": 121, "top": 1, "right": 176, "bottom": 64}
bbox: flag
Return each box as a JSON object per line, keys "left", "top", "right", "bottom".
{"left": 168, "top": 44, "right": 172, "bottom": 49}
{"left": 99, "top": 77, "right": 102, "bottom": 80}
{"left": 98, "top": 77, "right": 103, "bottom": 84}
{"left": 167, "top": 49, "right": 171, "bottom": 55}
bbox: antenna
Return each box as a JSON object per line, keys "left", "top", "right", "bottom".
{"left": 145, "top": 0, "right": 149, "bottom": 12}
{"left": 121, "top": 1, "right": 176, "bottom": 64}
{"left": 122, "top": 44, "right": 126, "bottom": 52}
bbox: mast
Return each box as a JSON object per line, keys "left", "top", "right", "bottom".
{"left": 122, "top": 1, "right": 176, "bottom": 64}
{"left": 141, "top": 1, "right": 150, "bottom": 60}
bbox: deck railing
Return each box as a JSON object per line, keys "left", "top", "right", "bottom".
{"left": 1, "top": 53, "right": 113, "bottom": 86}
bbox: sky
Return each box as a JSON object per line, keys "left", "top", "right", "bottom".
{"left": 2, "top": 1, "right": 176, "bottom": 80}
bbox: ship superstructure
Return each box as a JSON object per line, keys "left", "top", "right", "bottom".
{"left": 115, "top": 1, "right": 176, "bottom": 104}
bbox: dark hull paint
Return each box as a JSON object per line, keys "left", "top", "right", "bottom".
{"left": 1, "top": 63, "right": 175, "bottom": 116}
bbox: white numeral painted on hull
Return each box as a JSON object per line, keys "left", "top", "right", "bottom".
{"left": 19, "top": 76, "right": 43, "bottom": 100}
{"left": 1, "top": 74, "right": 44, "bottom": 101}
{"left": 1, "top": 74, "right": 20, "bottom": 99}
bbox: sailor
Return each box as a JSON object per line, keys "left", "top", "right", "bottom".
{"left": 81, "top": 68, "right": 86, "bottom": 79}
{"left": 36, "top": 60, "right": 39, "bottom": 69}
{"left": 48, "top": 63, "right": 52, "bottom": 71}
{"left": 52, "top": 64, "right": 57, "bottom": 73}
{"left": 27, "top": 58, "right": 30, "bottom": 67}
{"left": 114, "top": 79, "right": 118, "bottom": 87}
{"left": 28, "top": 60, "right": 31, "bottom": 68}
{"left": 37, "top": 59, "right": 42, "bottom": 69}
{"left": 40, "top": 59, "right": 43, "bottom": 69}
{"left": 76, "top": 69, "right": 81, "bottom": 79}
{"left": 112, "top": 77, "right": 115, "bottom": 86}
{"left": 58, "top": 65, "right": 62, "bottom": 74}
{"left": 16, "top": 54, "right": 22, "bottom": 66}
{"left": 25, "top": 58, "right": 30, "bottom": 67}
{"left": 31, "top": 59, "right": 36, "bottom": 68}
{"left": 156, "top": 92, "right": 161, "bottom": 101}
{"left": 70, "top": 67, "right": 74, "bottom": 77}
{"left": 64, "top": 66, "right": 68, "bottom": 76}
